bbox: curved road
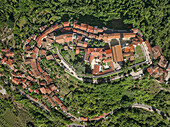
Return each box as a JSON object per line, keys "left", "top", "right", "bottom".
{"left": 3, "top": 80, "right": 170, "bottom": 123}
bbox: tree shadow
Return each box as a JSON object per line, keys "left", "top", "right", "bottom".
{"left": 61, "top": 14, "right": 132, "bottom": 30}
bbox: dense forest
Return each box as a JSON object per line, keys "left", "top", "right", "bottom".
{"left": 88, "top": 108, "right": 170, "bottom": 126}
{"left": 64, "top": 76, "right": 170, "bottom": 119}
{"left": 0, "top": 0, "right": 169, "bottom": 57}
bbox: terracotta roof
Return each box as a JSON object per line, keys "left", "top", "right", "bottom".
{"left": 64, "top": 45, "right": 68, "bottom": 50}
{"left": 77, "top": 42, "right": 88, "bottom": 48}
{"left": 26, "top": 39, "right": 30, "bottom": 43}
{"left": 93, "top": 65, "right": 100, "bottom": 75}
{"left": 147, "top": 67, "right": 153, "bottom": 75}
{"left": 80, "top": 117, "right": 88, "bottom": 121}
{"left": 76, "top": 47, "right": 80, "bottom": 54}
{"left": 1, "top": 48, "right": 10, "bottom": 52}
{"left": 61, "top": 105, "right": 67, "bottom": 112}
{"left": 80, "top": 23, "right": 88, "bottom": 31}
{"left": 37, "top": 62, "right": 43, "bottom": 73}
{"left": 123, "top": 53, "right": 131, "bottom": 57}
{"left": 40, "top": 80, "right": 46, "bottom": 86}
{"left": 63, "top": 22, "right": 70, "bottom": 27}
{"left": 34, "top": 89, "right": 40, "bottom": 94}
{"left": 25, "top": 45, "right": 31, "bottom": 50}
{"left": 5, "top": 52, "right": 14, "bottom": 57}
{"left": 129, "top": 45, "right": 134, "bottom": 52}
{"left": 26, "top": 75, "right": 34, "bottom": 81}
{"left": 152, "top": 45, "right": 161, "bottom": 59}
{"left": 124, "top": 47, "right": 130, "bottom": 53}
{"left": 131, "top": 28, "right": 138, "bottom": 33}
{"left": 49, "top": 84, "right": 58, "bottom": 91}
{"left": 112, "top": 45, "right": 123, "bottom": 63}
{"left": 130, "top": 55, "right": 135, "bottom": 61}
{"left": 105, "top": 49, "right": 112, "bottom": 54}
{"left": 45, "top": 87, "right": 52, "bottom": 94}
{"left": 12, "top": 78, "right": 21, "bottom": 85}
{"left": 44, "top": 75, "right": 52, "bottom": 84}
{"left": 87, "top": 25, "right": 94, "bottom": 33}
{"left": 28, "top": 70, "right": 34, "bottom": 77}
{"left": 28, "top": 88, "right": 33, "bottom": 93}
{"left": 52, "top": 23, "right": 59, "bottom": 30}
{"left": 74, "top": 24, "right": 81, "bottom": 29}
{"left": 65, "top": 34, "right": 73, "bottom": 42}
{"left": 108, "top": 33, "right": 121, "bottom": 39}
{"left": 97, "top": 28, "right": 103, "bottom": 33}
{"left": 22, "top": 78, "right": 27, "bottom": 84}
{"left": 40, "top": 87, "right": 47, "bottom": 94}
{"left": 103, "top": 58, "right": 113, "bottom": 63}
{"left": 46, "top": 55, "right": 54, "bottom": 60}
{"left": 52, "top": 96, "right": 62, "bottom": 106}
{"left": 123, "top": 33, "right": 136, "bottom": 38}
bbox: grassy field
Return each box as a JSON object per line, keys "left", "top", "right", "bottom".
{"left": 135, "top": 45, "right": 143, "bottom": 54}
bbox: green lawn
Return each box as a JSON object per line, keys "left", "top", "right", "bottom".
{"left": 135, "top": 45, "right": 143, "bottom": 54}
{"left": 135, "top": 58, "right": 145, "bottom": 64}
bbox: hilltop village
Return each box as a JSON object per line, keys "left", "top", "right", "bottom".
{"left": 0, "top": 21, "right": 169, "bottom": 122}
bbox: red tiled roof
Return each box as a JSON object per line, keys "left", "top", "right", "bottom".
{"left": 129, "top": 44, "right": 134, "bottom": 52}
{"left": 65, "top": 34, "right": 73, "bottom": 42}
{"left": 123, "top": 33, "right": 136, "bottom": 38}
{"left": 61, "top": 105, "right": 67, "bottom": 112}
{"left": 103, "top": 58, "right": 112, "bottom": 63}
{"left": 105, "top": 49, "right": 112, "bottom": 54}
{"left": 77, "top": 42, "right": 88, "bottom": 48}
{"left": 130, "top": 55, "right": 135, "bottom": 61}
{"left": 12, "top": 78, "right": 21, "bottom": 85}
{"left": 34, "top": 89, "right": 40, "bottom": 94}
{"left": 87, "top": 25, "right": 94, "bottom": 33}
{"left": 147, "top": 67, "right": 153, "bottom": 74}
{"left": 26, "top": 75, "right": 34, "bottom": 81}
{"left": 46, "top": 55, "right": 54, "bottom": 60}
{"left": 80, "top": 117, "right": 88, "bottom": 121}
{"left": 108, "top": 33, "right": 121, "bottom": 39}
{"left": 124, "top": 47, "right": 130, "bottom": 53}
{"left": 93, "top": 65, "right": 100, "bottom": 75}
{"left": 5, "top": 52, "right": 14, "bottom": 57}
{"left": 26, "top": 39, "right": 30, "bottom": 43}
{"left": 40, "top": 80, "right": 46, "bottom": 86}
{"left": 52, "top": 96, "right": 62, "bottom": 106}
{"left": 45, "top": 87, "right": 52, "bottom": 94}
{"left": 76, "top": 47, "right": 80, "bottom": 54}
{"left": 28, "top": 88, "right": 33, "bottom": 93}
{"left": 37, "top": 62, "right": 43, "bottom": 73}
{"left": 112, "top": 45, "right": 123, "bottom": 63}
{"left": 49, "top": 84, "right": 58, "bottom": 91}
{"left": 152, "top": 45, "right": 161, "bottom": 59}
{"left": 80, "top": 23, "right": 88, "bottom": 31}
{"left": 44, "top": 75, "right": 52, "bottom": 84}
{"left": 40, "top": 87, "right": 47, "bottom": 94}
{"left": 63, "top": 22, "right": 70, "bottom": 27}
{"left": 52, "top": 23, "right": 59, "bottom": 30}
{"left": 25, "top": 45, "right": 31, "bottom": 50}
{"left": 1, "top": 49, "right": 10, "bottom": 52}
{"left": 123, "top": 53, "right": 131, "bottom": 57}
{"left": 97, "top": 28, "right": 103, "bottom": 33}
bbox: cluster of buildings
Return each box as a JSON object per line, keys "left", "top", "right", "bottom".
{"left": 0, "top": 48, "right": 15, "bottom": 70}
{"left": 0, "top": 20, "right": 169, "bottom": 123}
{"left": 147, "top": 46, "right": 169, "bottom": 83}
{"left": 32, "top": 21, "right": 150, "bottom": 76}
